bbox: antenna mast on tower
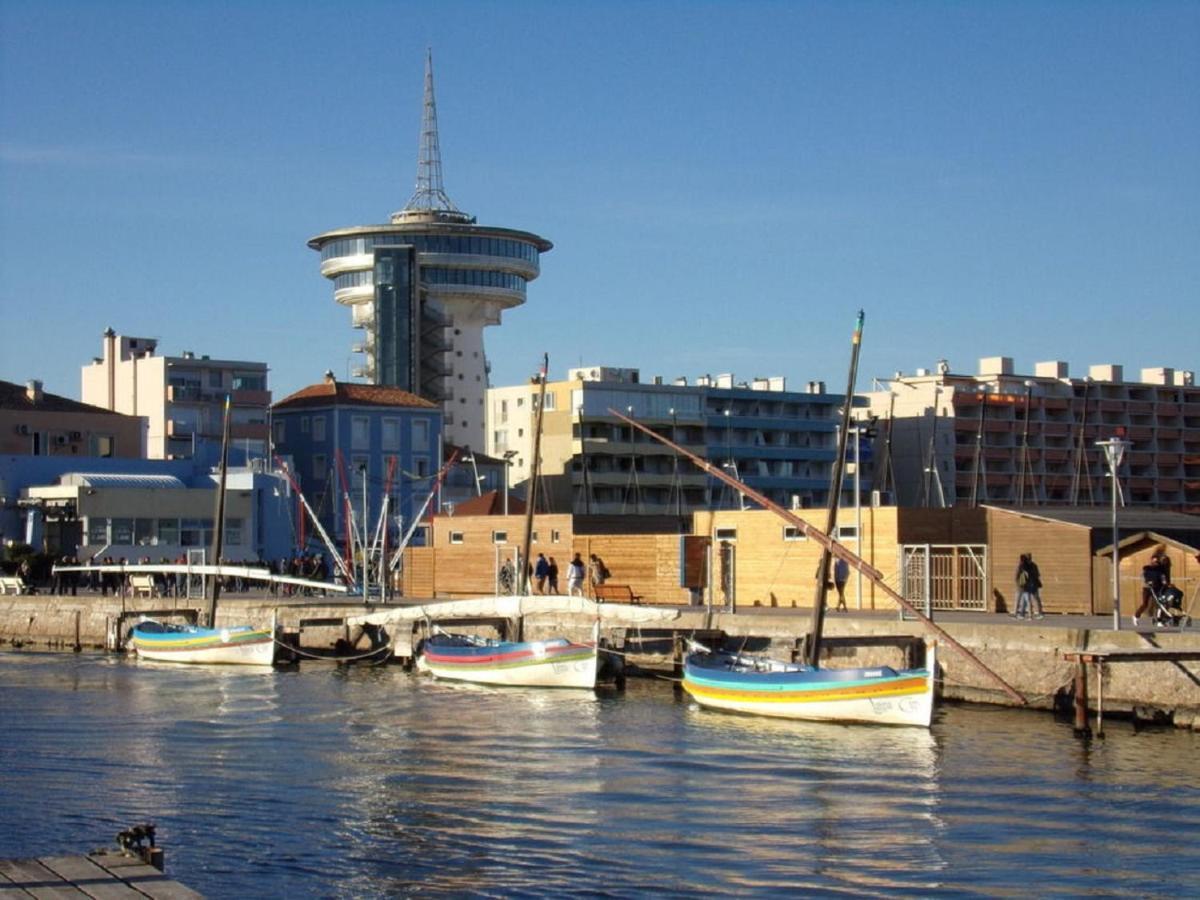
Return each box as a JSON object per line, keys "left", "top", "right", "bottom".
{"left": 398, "top": 50, "right": 468, "bottom": 219}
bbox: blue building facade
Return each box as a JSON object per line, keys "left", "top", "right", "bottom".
{"left": 272, "top": 375, "right": 443, "bottom": 547}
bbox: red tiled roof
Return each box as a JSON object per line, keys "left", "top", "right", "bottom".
{"left": 274, "top": 381, "right": 437, "bottom": 411}
{"left": 0, "top": 379, "right": 125, "bottom": 415}
{"left": 445, "top": 490, "right": 527, "bottom": 516}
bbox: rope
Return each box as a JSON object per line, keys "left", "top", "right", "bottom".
{"left": 273, "top": 635, "right": 393, "bottom": 663}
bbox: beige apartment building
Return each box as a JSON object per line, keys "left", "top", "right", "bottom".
{"left": 81, "top": 329, "right": 271, "bottom": 460}
{"left": 867, "top": 357, "right": 1200, "bottom": 512}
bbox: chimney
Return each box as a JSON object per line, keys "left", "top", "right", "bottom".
{"left": 1035, "top": 361, "right": 1069, "bottom": 378}
{"left": 324, "top": 370, "right": 337, "bottom": 385}
{"left": 25, "top": 380, "right": 43, "bottom": 404}
{"left": 1089, "top": 364, "right": 1123, "bottom": 383}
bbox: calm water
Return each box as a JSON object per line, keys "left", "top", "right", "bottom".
{"left": 1, "top": 652, "right": 1198, "bottom": 898}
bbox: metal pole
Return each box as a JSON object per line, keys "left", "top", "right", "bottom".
{"left": 361, "top": 465, "right": 369, "bottom": 600}
{"left": 1111, "top": 459, "right": 1120, "bottom": 631}
{"left": 855, "top": 426, "right": 863, "bottom": 610}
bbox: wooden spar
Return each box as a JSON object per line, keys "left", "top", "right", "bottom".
{"left": 519, "top": 353, "right": 549, "bottom": 596}
{"left": 807, "top": 310, "right": 864, "bottom": 667}
{"left": 206, "top": 394, "right": 232, "bottom": 627}
{"left": 607, "top": 406, "right": 1028, "bottom": 705}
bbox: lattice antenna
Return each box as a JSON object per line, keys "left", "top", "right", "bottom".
{"left": 403, "top": 49, "right": 461, "bottom": 214}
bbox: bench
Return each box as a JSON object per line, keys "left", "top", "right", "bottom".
{"left": 594, "top": 583, "right": 643, "bottom": 605}
{"left": 0, "top": 575, "right": 27, "bottom": 595}
{"left": 129, "top": 574, "right": 158, "bottom": 598}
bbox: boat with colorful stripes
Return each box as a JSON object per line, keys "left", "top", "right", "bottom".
{"left": 131, "top": 620, "right": 276, "bottom": 666}
{"left": 683, "top": 642, "right": 937, "bottom": 727}
{"left": 417, "top": 624, "right": 599, "bottom": 688}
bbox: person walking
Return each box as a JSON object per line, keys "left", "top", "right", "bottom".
{"left": 1134, "top": 547, "right": 1170, "bottom": 627}
{"left": 547, "top": 557, "right": 560, "bottom": 594}
{"left": 833, "top": 557, "right": 850, "bottom": 612}
{"left": 534, "top": 553, "right": 550, "bottom": 594}
{"left": 1012, "top": 553, "right": 1044, "bottom": 619}
{"left": 567, "top": 553, "right": 586, "bottom": 596}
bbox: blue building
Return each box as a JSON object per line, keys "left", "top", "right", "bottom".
{"left": 272, "top": 374, "right": 443, "bottom": 547}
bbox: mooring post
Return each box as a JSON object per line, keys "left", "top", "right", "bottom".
{"left": 672, "top": 635, "right": 684, "bottom": 696}
{"left": 1073, "top": 659, "right": 1091, "bottom": 738}
{"left": 73, "top": 610, "right": 82, "bottom": 653}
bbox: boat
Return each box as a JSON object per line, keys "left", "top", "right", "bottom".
{"left": 416, "top": 623, "right": 599, "bottom": 688}
{"left": 682, "top": 641, "right": 937, "bottom": 727}
{"left": 130, "top": 619, "right": 276, "bottom": 666}
{"left": 609, "top": 313, "right": 1025, "bottom": 725}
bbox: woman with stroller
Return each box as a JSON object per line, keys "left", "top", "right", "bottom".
{"left": 1133, "top": 547, "right": 1171, "bottom": 627}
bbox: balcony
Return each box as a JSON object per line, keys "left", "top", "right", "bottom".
{"left": 232, "top": 389, "right": 271, "bottom": 407}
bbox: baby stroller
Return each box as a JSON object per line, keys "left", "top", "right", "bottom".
{"left": 1149, "top": 584, "right": 1190, "bottom": 628}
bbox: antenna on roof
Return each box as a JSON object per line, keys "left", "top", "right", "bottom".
{"left": 400, "top": 49, "right": 462, "bottom": 216}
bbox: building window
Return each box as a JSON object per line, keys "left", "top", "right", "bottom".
{"left": 87, "top": 517, "right": 108, "bottom": 544}
{"left": 551, "top": 530, "right": 561, "bottom": 543}
{"left": 413, "top": 456, "right": 429, "bottom": 478}
{"left": 492, "top": 530, "right": 508, "bottom": 544}
{"left": 209, "top": 370, "right": 223, "bottom": 389}
{"left": 351, "top": 416, "right": 370, "bottom": 449}
{"left": 715, "top": 527, "right": 738, "bottom": 541}
{"left": 313, "top": 416, "right": 326, "bottom": 442}
{"left": 300, "top": 416, "right": 310, "bottom": 434}
{"left": 224, "top": 518, "right": 243, "bottom": 546}
{"left": 92, "top": 435, "right": 115, "bottom": 458}
{"left": 273, "top": 420, "right": 286, "bottom": 443}
{"left": 313, "top": 453, "right": 327, "bottom": 479}
{"left": 158, "top": 519, "right": 179, "bottom": 544}
{"left": 413, "top": 418, "right": 430, "bottom": 451}
{"left": 782, "top": 526, "right": 807, "bottom": 541}
{"left": 382, "top": 418, "right": 401, "bottom": 450}
{"left": 134, "top": 518, "right": 155, "bottom": 545}
{"left": 449, "top": 531, "right": 464, "bottom": 545}
{"left": 836, "top": 525, "right": 859, "bottom": 540}
{"left": 232, "top": 372, "right": 265, "bottom": 391}
{"left": 111, "top": 518, "right": 134, "bottom": 544}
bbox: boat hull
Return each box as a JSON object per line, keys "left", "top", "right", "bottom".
{"left": 684, "top": 645, "right": 936, "bottom": 727}
{"left": 131, "top": 622, "right": 275, "bottom": 666}
{"left": 417, "top": 635, "right": 598, "bottom": 688}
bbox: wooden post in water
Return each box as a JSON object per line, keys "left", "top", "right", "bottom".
{"left": 1073, "top": 659, "right": 1091, "bottom": 737}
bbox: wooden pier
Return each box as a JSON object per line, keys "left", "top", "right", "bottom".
{"left": 0, "top": 828, "right": 201, "bottom": 899}
{"left": 1063, "top": 648, "right": 1200, "bottom": 737}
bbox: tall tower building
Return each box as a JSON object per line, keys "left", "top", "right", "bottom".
{"left": 308, "top": 52, "right": 552, "bottom": 449}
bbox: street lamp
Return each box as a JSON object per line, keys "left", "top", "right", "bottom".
{"left": 461, "top": 449, "right": 483, "bottom": 497}
{"left": 502, "top": 449, "right": 517, "bottom": 515}
{"left": 1097, "top": 437, "right": 1130, "bottom": 631}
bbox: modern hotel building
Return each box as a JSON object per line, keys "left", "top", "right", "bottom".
{"left": 307, "top": 53, "right": 551, "bottom": 452}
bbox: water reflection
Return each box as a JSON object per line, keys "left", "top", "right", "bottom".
{"left": 1, "top": 653, "right": 1198, "bottom": 898}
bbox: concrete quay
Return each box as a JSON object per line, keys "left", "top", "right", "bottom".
{"left": 2, "top": 593, "right": 1198, "bottom": 730}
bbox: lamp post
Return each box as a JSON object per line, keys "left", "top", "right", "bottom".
{"left": 502, "top": 450, "right": 517, "bottom": 515}
{"left": 461, "top": 450, "right": 483, "bottom": 497}
{"left": 1097, "top": 437, "right": 1129, "bottom": 631}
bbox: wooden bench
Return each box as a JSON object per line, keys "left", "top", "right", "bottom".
{"left": 0, "top": 575, "right": 27, "bottom": 595}
{"left": 593, "top": 583, "right": 643, "bottom": 605}
{"left": 129, "top": 574, "right": 158, "bottom": 598}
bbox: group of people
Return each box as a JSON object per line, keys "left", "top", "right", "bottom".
{"left": 499, "top": 552, "right": 610, "bottom": 597}
{"left": 1133, "top": 546, "right": 1188, "bottom": 627}
{"left": 1012, "top": 553, "right": 1045, "bottom": 619}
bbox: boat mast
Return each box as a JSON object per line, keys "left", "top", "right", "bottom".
{"left": 518, "top": 354, "right": 549, "bottom": 595}
{"left": 608, "top": 410, "right": 1026, "bottom": 705}
{"left": 206, "top": 394, "right": 232, "bottom": 627}
{"left": 806, "top": 311, "right": 864, "bottom": 668}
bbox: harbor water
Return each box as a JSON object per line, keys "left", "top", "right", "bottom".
{"left": 1, "top": 651, "right": 1198, "bottom": 897}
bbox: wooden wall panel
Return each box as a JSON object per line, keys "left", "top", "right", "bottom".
{"left": 570, "top": 534, "right": 692, "bottom": 605}
{"left": 692, "top": 508, "right": 902, "bottom": 611}
{"left": 986, "top": 510, "right": 1092, "bottom": 614}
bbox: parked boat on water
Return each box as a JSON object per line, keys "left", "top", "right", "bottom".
{"left": 683, "top": 640, "right": 937, "bottom": 727}
{"left": 130, "top": 619, "right": 276, "bottom": 666}
{"left": 417, "top": 621, "right": 600, "bottom": 688}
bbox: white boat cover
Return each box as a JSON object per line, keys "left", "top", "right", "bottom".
{"left": 346, "top": 594, "right": 681, "bottom": 627}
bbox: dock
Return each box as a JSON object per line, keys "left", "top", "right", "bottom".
{"left": 0, "top": 826, "right": 201, "bottom": 899}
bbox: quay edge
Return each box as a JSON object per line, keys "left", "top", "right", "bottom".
{"left": 2, "top": 595, "right": 1198, "bottom": 730}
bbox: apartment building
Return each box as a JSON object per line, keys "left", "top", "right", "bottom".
{"left": 81, "top": 329, "right": 271, "bottom": 461}
{"left": 867, "top": 357, "right": 1200, "bottom": 512}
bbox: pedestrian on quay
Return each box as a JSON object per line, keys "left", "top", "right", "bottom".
{"left": 547, "top": 557, "right": 560, "bottom": 594}
{"left": 1134, "top": 546, "right": 1171, "bottom": 627}
{"left": 833, "top": 556, "right": 850, "bottom": 612}
{"left": 589, "top": 554, "right": 609, "bottom": 589}
{"left": 534, "top": 553, "right": 550, "bottom": 594}
{"left": 567, "top": 553, "right": 586, "bottom": 596}
{"left": 1012, "top": 553, "right": 1044, "bottom": 619}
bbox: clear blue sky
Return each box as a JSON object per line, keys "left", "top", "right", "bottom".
{"left": 2, "top": 1, "right": 1197, "bottom": 401}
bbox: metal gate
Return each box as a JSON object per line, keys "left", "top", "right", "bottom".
{"left": 900, "top": 544, "right": 988, "bottom": 613}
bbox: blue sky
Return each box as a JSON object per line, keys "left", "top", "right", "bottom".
{"left": 2, "top": 1, "right": 1197, "bottom": 401}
